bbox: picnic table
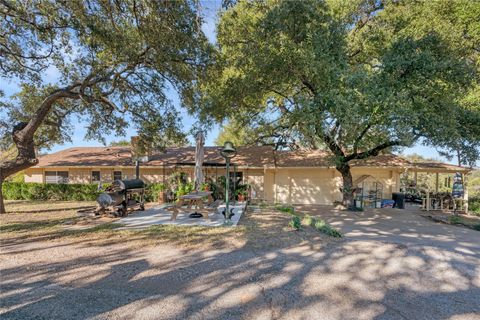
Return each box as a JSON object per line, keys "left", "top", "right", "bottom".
{"left": 169, "top": 191, "right": 214, "bottom": 221}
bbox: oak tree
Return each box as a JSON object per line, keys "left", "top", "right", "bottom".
{"left": 0, "top": 0, "right": 211, "bottom": 213}
{"left": 197, "top": 0, "right": 480, "bottom": 207}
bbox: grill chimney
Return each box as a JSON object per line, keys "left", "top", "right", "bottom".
{"left": 135, "top": 160, "right": 140, "bottom": 179}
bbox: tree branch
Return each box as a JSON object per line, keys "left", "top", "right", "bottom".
{"left": 345, "top": 139, "right": 403, "bottom": 162}
{"left": 352, "top": 123, "right": 373, "bottom": 154}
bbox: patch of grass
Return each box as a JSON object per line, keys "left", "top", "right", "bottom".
{"left": 276, "top": 205, "right": 295, "bottom": 215}
{"left": 57, "top": 223, "right": 125, "bottom": 238}
{"left": 84, "top": 222, "right": 123, "bottom": 232}
{"left": 445, "top": 214, "right": 480, "bottom": 231}
{"left": 4, "top": 200, "right": 96, "bottom": 214}
{"left": 259, "top": 201, "right": 268, "bottom": 209}
{"left": 448, "top": 215, "right": 462, "bottom": 224}
{"left": 128, "top": 224, "right": 246, "bottom": 248}
{"left": 349, "top": 206, "right": 364, "bottom": 212}
{"left": 0, "top": 218, "right": 75, "bottom": 232}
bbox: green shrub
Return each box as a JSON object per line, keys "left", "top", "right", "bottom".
{"left": 289, "top": 215, "right": 302, "bottom": 230}
{"left": 302, "top": 214, "right": 315, "bottom": 227}
{"left": 2, "top": 182, "right": 102, "bottom": 201}
{"left": 313, "top": 218, "right": 342, "bottom": 238}
{"left": 3, "top": 182, "right": 23, "bottom": 200}
{"left": 448, "top": 215, "right": 462, "bottom": 224}
{"left": 2, "top": 182, "right": 169, "bottom": 202}
{"left": 144, "top": 183, "right": 166, "bottom": 202}
{"left": 175, "top": 182, "right": 194, "bottom": 199}
{"left": 469, "top": 197, "right": 480, "bottom": 216}
{"left": 473, "top": 224, "right": 480, "bottom": 231}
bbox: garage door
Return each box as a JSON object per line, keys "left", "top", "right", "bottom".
{"left": 291, "top": 173, "right": 332, "bottom": 205}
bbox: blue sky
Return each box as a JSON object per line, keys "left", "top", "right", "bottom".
{"left": 0, "top": 0, "right": 455, "bottom": 164}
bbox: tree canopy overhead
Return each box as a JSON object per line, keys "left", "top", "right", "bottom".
{"left": 197, "top": 0, "right": 480, "bottom": 207}
{"left": 0, "top": 0, "right": 212, "bottom": 213}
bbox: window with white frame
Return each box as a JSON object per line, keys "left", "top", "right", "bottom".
{"left": 45, "top": 171, "right": 69, "bottom": 184}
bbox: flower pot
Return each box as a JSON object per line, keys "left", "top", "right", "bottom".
{"left": 158, "top": 191, "right": 166, "bottom": 204}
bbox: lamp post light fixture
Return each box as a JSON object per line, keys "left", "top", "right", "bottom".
{"left": 220, "top": 141, "right": 237, "bottom": 225}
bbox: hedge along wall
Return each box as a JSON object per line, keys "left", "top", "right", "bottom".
{"left": 2, "top": 182, "right": 165, "bottom": 202}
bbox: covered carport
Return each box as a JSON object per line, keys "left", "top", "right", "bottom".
{"left": 405, "top": 162, "right": 472, "bottom": 213}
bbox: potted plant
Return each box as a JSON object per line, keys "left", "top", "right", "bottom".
{"left": 235, "top": 184, "right": 249, "bottom": 202}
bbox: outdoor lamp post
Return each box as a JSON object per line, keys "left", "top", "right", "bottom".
{"left": 220, "top": 141, "right": 237, "bottom": 225}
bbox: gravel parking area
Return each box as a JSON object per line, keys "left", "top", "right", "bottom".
{"left": 1, "top": 205, "right": 479, "bottom": 320}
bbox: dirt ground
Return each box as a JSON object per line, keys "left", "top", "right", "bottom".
{"left": 1, "top": 202, "right": 479, "bottom": 320}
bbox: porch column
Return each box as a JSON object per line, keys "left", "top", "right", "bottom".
{"left": 464, "top": 173, "right": 469, "bottom": 214}
{"left": 426, "top": 172, "right": 431, "bottom": 211}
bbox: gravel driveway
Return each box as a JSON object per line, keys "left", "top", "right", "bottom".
{"left": 1, "top": 206, "right": 479, "bottom": 320}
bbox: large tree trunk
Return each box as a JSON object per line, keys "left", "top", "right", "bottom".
{"left": 0, "top": 129, "right": 38, "bottom": 214}
{"left": 0, "top": 179, "right": 5, "bottom": 214}
{"left": 336, "top": 163, "right": 355, "bottom": 209}
{"left": 0, "top": 87, "right": 78, "bottom": 214}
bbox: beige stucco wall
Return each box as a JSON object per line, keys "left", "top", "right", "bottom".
{"left": 24, "top": 168, "right": 44, "bottom": 183}
{"left": 269, "top": 168, "right": 340, "bottom": 205}
{"left": 262, "top": 167, "right": 402, "bottom": 205}
{"left": 264, "top": 169, "right": 275, "bottom": 202}
{"left": 97, "top": 169, "right": 112, "bottom": 182}
{"left": 351, "top": 168, "right": 401, "bottom": 199}
{"left": 140, "top": 168, "right": 166, "bottom": 183}
{"left": 244, "top": 169, "right": 264, "bottom": 200}
{"left": 69, "top": 168, "right": 91, "bottom": 184}
{"left": 24, "top": 165, "right": 401, "bottom": 205}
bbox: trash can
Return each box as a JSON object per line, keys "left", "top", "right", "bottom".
{"left": 392, "top": 192, "right": 405, "bottom": 209}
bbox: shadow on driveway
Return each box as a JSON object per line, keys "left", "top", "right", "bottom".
{"left": 1, "top": 207, "right": 479, "bottom": 319}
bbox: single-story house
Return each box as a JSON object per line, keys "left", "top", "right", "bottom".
{"left": 23, "top": 146, "right": 471, "bottom": 206}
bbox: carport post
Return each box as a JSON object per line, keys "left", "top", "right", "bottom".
{"left": 426, "top": 191, "right": 430, "bottom": 211}
{"left": 426, "top": 172, "right": 431, "bottom": 211}
{"left": 464, "top": 174, "right": 469, "bottom": 214}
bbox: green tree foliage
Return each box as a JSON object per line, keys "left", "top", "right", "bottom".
{"left": 0, "top": 0, "right": 211, "bottom": 213}
{"left": 215, "top": 118, "right": 304, "bottom": 149}
{"left": 470, "top": 170, "right": 480, "bottom": 198}
{"left": 196, "top": 0, "right": 480, "bottom": 207}
{"left": 215, "top": 120, "right": 251, "bottom": 146}
{"left": 109, "top": 140, "right": 131, "bottom": 147}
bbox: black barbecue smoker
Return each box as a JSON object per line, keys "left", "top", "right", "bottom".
{"left": 96, "top": 178, "right": 146, "bottom": 216}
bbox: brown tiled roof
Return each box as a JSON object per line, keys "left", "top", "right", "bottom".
{"left": 34, "top": 146, "right": 471, "bottom": 171}
{"left": 274, "top": 150, "right": 411, "bottom": 168}
{"left": 410, "top": 162, "right": 470, "bottom": 172}
{"left": 146, "top": 146, "right": 275, "bottom": 167}
{"left": 37, "top": 147, "right": 132, "bottom": 167}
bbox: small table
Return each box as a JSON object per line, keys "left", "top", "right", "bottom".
{"left": 170, "top": 191, "right": 213, "bottom": 220}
